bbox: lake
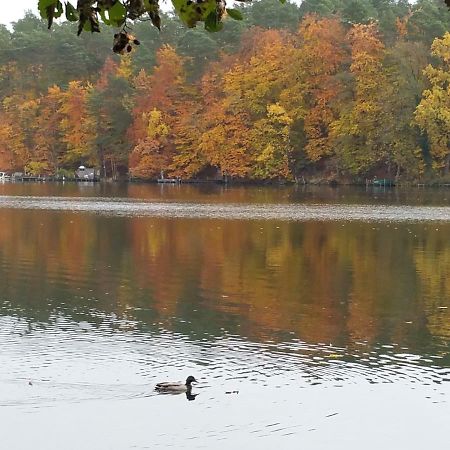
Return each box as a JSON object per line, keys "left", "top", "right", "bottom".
{"left": 0, "top": 182, "right": 449, "bottom": 449}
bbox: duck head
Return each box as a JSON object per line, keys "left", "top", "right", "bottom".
{"left": 185, "top": 376, "right": 197, "bottom": 386}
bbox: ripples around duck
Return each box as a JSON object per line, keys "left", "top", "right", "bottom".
{"left": 0, "top": 310, "right": 448, "bottom": 449}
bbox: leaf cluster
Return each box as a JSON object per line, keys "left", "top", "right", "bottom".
{"left": 38, "top": 0, "right": 248, "bottom": 52}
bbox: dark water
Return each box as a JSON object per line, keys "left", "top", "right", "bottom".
{"left": 0, "top": 183, "right": 449, "bottom": 449}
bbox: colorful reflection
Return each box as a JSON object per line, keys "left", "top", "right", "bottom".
{"left": 0, "top": 201, "right": 448, "bottom": 355}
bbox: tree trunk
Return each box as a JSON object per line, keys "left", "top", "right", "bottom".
{"left": 110, "top": 158, "right": 115, "bottom": 180}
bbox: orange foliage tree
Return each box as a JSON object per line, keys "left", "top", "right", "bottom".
{"left": 129, "top": 46, "right": 200, "bottom": 179}
{"left": 289, "top": 16, "right": 348, "bottom": 163}
{"left": 196, "top": 58, "right": 253, "bottom": 179}
{"left": 32, "top": 85, "right": 64, "bottom": 174}
{"left": 59, "top": 81, "right": 96, "bottom": 166}
{"left": 1, "top": 95, "right": 38, "bottom": 172}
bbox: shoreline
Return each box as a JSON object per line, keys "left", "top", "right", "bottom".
{"left": 2, "top": 177, "right": 450, "bottom": 188}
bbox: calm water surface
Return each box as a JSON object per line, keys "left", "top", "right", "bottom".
{"left": 0, "top": 183, "right": 449, "bottom": 449}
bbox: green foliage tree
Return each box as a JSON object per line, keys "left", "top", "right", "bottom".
{"left": 89, "top": 60, "right": 133, "bottom": 179}
{"left": 243, "top": 0, "right": 300, "bottom": 31}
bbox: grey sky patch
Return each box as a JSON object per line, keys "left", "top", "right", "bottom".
{"left": 1, "top": 0, "right": 38, "bottom": 26}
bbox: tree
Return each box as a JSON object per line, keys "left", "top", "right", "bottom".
{"left": 129, "top": 107, "right": 172, "bottom": 178}
{"left": 130, "top": 45, "right": 201, "bottom": 178}
{"left": 0, "top": 93, "right": 39, "bottom": 171}
{"left": 224, "top": 28, "right": 292, "bottom": 117}
{"left": 414, "top": 32, "right": 450, "bottom": 174}
{"left": 243, "top": 0, "right": 301, "bottom": 31}
{"left": 220, "top": 28, "right": 294, "bottom": 179}
{"left": 59, "top": 81, "right": 96, "bottom": 166}
{"left": 252, "top": 103, "right": 293, "bottom": 180}
{"left": 381, "top": 38, "right": 428, "bottom": 178}
{"left": 176, "top": 28, "right": 219, "bottom": 80}
{"left": 281, "top": 16, "right": 348, "bottom": 164}
{"left": 33, "top": 85, "right": 64, "bottom": 174}
{"left": 129, "top": 45, "right": 185, "bottom": 142}
{"left": 331, "top": 23, "right": 391, "bottom": 175}
{"left": 10, "top": 13, "right": 111, "bottom": 91}
{"left": 196, "top": 58, "right": 253, "bottom": 179}
{"left": 89, "top": 57, "right": 133, "bottom": 178}
{"left": 407, "top": 0, "right": 450, "bottom": 47}
{"left": 169, "top": 83, "right": 205, "bottom": 178}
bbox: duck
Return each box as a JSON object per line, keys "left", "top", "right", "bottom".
{"left": 155, "top": 375, "right": 197, "bottom": 393}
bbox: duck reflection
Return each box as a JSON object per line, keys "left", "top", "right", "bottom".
{"left": 185, "top": 391, "right": 198, "bottom": 401}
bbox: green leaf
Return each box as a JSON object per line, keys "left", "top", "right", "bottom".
{"left": 226, "top": 8, "right": 243, "bottom": 21}
{"left": 279, "top": 0, "right": 286, "bottom": 3}
{"left": 38, "top": 0, "right": 63, "bottom": 28}
{"left": 149, "top": 12, "right": 161, "bottom": 30}
{"left": 99, "top": 8, "right": 111, "bottom": 25}
{"left": 205, "top": 11, "right": 223, "bottom": 32}
{"left": 38, "top": 0, "right": 56, "bottom": 18}
{"left": 108, "top": 1, "right": 127, "bottom": 27}
{"left": 65, "top": 1, "right": 78, "bottom": 21}
{"left": 144, "top": 0, "right": 161, "bottom": 30}
{"left": 172, "top": 0, "right": 216, "bottom": 28}
{"left": 54, "top": 1, "right": 63, "bottom": 19}
{"left": 83, "top": 20, "right": 92, "bottom": 33}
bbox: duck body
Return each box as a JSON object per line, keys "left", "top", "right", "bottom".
{"left": 155, "top": 382, "right": 189, "bottom": 393}
{"left": 155, "top": 375, "right": 197, "bottom": 393}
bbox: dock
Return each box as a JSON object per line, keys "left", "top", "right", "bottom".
{"left": 157, "top": 178, "right": 181, "bottom": 184}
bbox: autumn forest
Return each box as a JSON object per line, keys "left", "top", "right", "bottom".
{"left": 2, "top": 0, "right": 450, "bottom": 182}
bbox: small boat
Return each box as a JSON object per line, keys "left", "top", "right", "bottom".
{"left": 157, "top": 178, "right": 180, "bottom": 184}
{"left": 157, "top": 170, "right": 181, "bottom": 184}
{"left": 372, "top": 178, "right": 395, "bottom": 187}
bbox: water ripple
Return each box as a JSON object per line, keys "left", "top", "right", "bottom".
{"left": 0, "top": 314, "right": 448, "bottom": 410}
{"left": 0, "top": 195, "right": 449, "bottom": 222}
{"left": 0, "top": 314, "right": 448, "bottom": 449}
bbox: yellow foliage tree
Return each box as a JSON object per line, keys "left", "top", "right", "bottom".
{"left": 252, "top": 103, "right": 293, "bottom": 180}
{"left": 331, "top": 23, "right": 390, "bottom": 175}
{"left": 1, "top": 95, "right": 39, "bottom": 171}
{"left": 129, "top": 108, "right": 172, "bottom": 179}
{"left": 414, "top": 32, "right": 450, "bottom": 174}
